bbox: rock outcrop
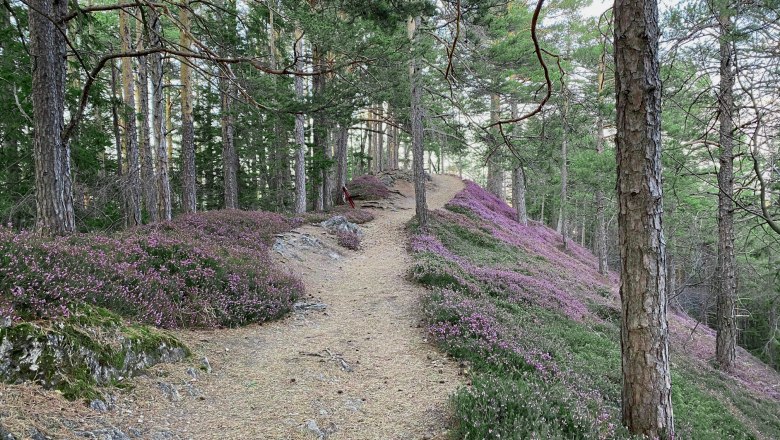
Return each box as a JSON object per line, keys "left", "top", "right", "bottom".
{"left": 0, "top": 306, "right": 188, "bottom": 399}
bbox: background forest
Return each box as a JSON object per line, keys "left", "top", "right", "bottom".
{"left": 0, "top": 0, "right": 779, "bottom": 414}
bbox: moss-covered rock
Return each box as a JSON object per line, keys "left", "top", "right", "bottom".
{"left": 0, "top": 306, "right": 188, "bottom": 400}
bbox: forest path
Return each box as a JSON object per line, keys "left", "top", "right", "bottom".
{"left": 127, "top": 174, "right": 465, "bottom": 439}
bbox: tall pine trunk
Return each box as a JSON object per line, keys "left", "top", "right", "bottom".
{"left": 358, "top": 126, "right": 367, "bottom": 175}
{"left": 596, "top": 43, "right": 608, "bottom": 275}
{"left": 149, "top": 8, "right": 172, "bottom": 220}
{"left": 180, "top": 6, "right": 197, "bottom": 213}
{"left": 409, "top": 16, "right": 428, "bottom": 231}
{"left": 512, "top": 166, "right": 527, "bottom": 225}
{"left": 615, "top": 0, "right": 675, "bottom": 436}
{"left": 30, "top": 0, "right": 75, "bottom": 235}
{"left": 293, "top": 26, "right": 307, "bottom": 214}
{"left": 220, "top": 0, "right": 238, "bottom": 210}
{"left": 119, "top": 9, "right": 142, "bottom": 227}
{"left": 557, "top": 91, "right": 569, "bottom": 252}
{"left": 487, "top": 93, "right": 503, "bottom": 198}
{"left": 377, "top": 105, "right": 385, "bottom": 172}
{"left": 335, "top": 125, "right": 349, "bottom": 204}
{"left": 111, "top": 62, "right": 123, "bottom": 179}
{"left": 221, "top": 78, "right": 238, "bottom": 209}
{"left": 312, "top": 48, "right": 327, "bottom": 211}
{"left": 716, "top": 3, "right": 737, "bottom": 371}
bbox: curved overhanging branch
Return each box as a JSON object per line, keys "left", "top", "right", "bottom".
{"left": 486, "top": 0, "right": 551, "bottom": 130}
{"left": 482, "top": 0, "right": 553, "bottom": 163}
{"left": 443, "top": 0, "right": 460, "bottom": 80}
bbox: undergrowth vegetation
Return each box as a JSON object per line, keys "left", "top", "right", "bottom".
{"left": 411, "top": 181, "right": 780, "bottom": 439}
{"left": 336, "top": 230, "right": 361, "bottom": 250}
{"left": 298, "top": 206, "right": 375, "bottom": 225}
{"left": 0, "top": 210, "right": 304, "bottom": 329}
{"left": 346, "top": 174, "right": 391, "bottom": 200}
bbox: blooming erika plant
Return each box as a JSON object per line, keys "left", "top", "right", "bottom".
{"left": 410, "top": 180, "right": 779, "bottom": 439}
{"left": 1, "top": 210, "right": 303, "bottom": 329}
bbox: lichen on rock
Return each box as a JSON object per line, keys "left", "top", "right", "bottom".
{"left": 0, "top": 305, "right": 188, "bottom": 400}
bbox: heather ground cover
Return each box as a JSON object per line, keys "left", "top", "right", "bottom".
{"left": 411, "top": 181, "right": 780, "bottom": 439}
{"left": 346, "top": 174, "right": 391, "bottom": 200}
{"left": 0, "top": 209, "right": 303, "bottom": 329}
{"left": 298, "top": 206, "right": 376, "bottom": 225}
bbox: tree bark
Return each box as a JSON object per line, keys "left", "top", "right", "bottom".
{"left": 293, "top": 26, "right": 307, "bottom": 214}
{"left": 180, "top": 6, "right": 197, "bottom": 213}
{"left": 394, "top": 123, "right": 401, "bottom": 169}
{"left": 136, "top": 21, "right": 157, "bottom": 222}
{"left": 557, "top": 91, "right": 569, "bottom": 252}
{"left": 111, "top": 62, "right": 123, "bottom": 178}
{"left": 165, "top": 77, "right": 174, "bottom": 164}
{"left": 388, "top": 109, "right": 398, "bottom": 169}
{"left": 615, "top": 0, "right": 675, "bottom": 435}
{"left": 358, "top": 125, "right": 367, "bottom": 175}
{"left": 149, "top": 7, "right": 172, "bottom": 221}
{"left": 377, "top": 105, "right": 385, "bottom": 172}
{"left": 596, "top": 188, "right": 608, "bottom": 274}
{"left": 668, "top": 251, "right": 677, "bottom": 309}
{"left": 221, "top": 77, "right": 238, "bottom": 209}
{"left": 312, "top": 48, "right": 331, "bottom": 210}
{"left": 512, "top": 166, "right": 528, "bottom": 225}
{"left": 487, "top": 93, "right": 503, "bottom": 198}
{"left": 268, "top": 9, "right": 290, "bottom": 211}
{"left": 30, "top": 0, "right": 75, "bottom": 235}
{"left": 409, "top": 16, "right": 428, "bottom": 231}
{"left": 219, "top": 1, "right": 238, "bottom": 210}
{"left": 596, "top": 42, "right": 609, "bottom": 275}
{"left": 335, "top": 124, "right": 349, "bottom": 203}
{"left": 715, "top": 3, "right": 737, "bottom": 371}
{"left": 119, "top": 9, "right": 142, "bottom": 227}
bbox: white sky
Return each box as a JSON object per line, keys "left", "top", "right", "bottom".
{"left": 581, "top": 0, "right": 681, "bottom": 18}
{"left": 582, "top": 0, "right": 611, "bottom": 18}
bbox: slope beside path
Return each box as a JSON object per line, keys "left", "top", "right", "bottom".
{"left": 0, "top": 174, "right": 464, "bottom": 440}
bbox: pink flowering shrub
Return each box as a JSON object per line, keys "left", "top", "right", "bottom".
{"left": 336, "top": 230, "right": 361, "bottom": 250}
{"left": 301, "top": 207, "right": 375, "bottom": 225}
{"left": 0, "top": 210, "right": 303, "bottom": 329}
{"left": 346, "top": 174, "right": 390, "bottom": 200}
{"left": 411, "top": 180, "right": 774, "bottom": 438}
{"left": 341, "top": 209, "right": 376, "bottom": 224}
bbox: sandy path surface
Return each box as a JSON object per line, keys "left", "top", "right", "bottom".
{"left": 157, "top": 174, "right": 465, "bottom": 439}
{"left": 0, "top": 174, "right": 464, "bottom": 440}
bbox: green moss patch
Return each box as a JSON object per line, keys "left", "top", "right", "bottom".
{"left": 0, "top": 306, "right": 188, "bottom": 400}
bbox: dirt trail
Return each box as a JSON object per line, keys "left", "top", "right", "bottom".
{"left": 87, "top": 174, "right": 465, "bottom": 440}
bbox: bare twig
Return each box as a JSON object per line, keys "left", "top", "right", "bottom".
{"left": 444, "top": 0, "right": 461, "bottom": 80}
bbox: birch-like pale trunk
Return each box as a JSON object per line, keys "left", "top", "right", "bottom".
{"left": 149, "top": 7, "right": 171, "bottom": 220}
{"left": 136, "top": 18, "right": 157, "bottom": 222}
